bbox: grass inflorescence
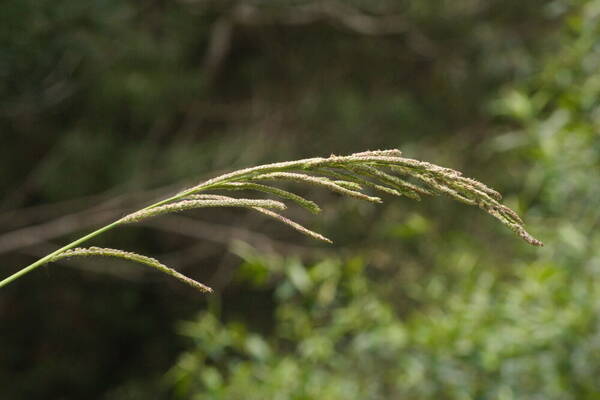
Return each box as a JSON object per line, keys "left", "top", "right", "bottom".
{"left": 0, "top": 149, "right": 542, "bottom": 293}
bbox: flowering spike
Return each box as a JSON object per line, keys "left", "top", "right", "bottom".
{"left": 51, "top": 247, "right": 213, "bottom": 292}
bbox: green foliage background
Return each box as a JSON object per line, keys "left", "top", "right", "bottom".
{"left": 1, "top": 0, "right": 599, "bottom": 399}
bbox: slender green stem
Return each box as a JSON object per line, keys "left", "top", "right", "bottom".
{"left": 0, "top": 182, "right": 209, "bottom": 288}
{"left": 0, "top": 183, "right": 225, "bottom": 288}
{"left": 0, "top": 220, "right": 122, "bottom": 288}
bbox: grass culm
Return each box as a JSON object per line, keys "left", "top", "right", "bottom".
{"left": 0, "top": 149, "right": 542, "bottom": 293}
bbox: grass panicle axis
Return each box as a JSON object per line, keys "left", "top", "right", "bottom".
{"left": 0, "top": 149, "right": 542, "bottom": 292}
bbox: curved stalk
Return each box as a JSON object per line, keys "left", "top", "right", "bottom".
{"left": 0, "top": 149, "right": 542, "bottom": 291}
{"left": 0, "top": 221, "right": 122, "bottom": 288}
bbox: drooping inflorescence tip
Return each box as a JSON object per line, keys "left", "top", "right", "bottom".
{"left": 123, "top": 148, "right": 541, "bottom": 256}
{"left": 176, "top": 148, "right": 541, "bottom": 247}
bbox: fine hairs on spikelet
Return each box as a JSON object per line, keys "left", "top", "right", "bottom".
{"left": 0, "top": 148, "right": 543, "bottom": 293}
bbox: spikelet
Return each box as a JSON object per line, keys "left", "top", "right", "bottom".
{"left": 405, "top": 171, "right": 477, "bottom": 205}
{"left": 185, "top": 194, "right": 232, "bottom": 200}
{"left": 343, "top": 164, "right": 432, "bottom": 200}
{"left": 121, "top": 198, "right": 287, "bottom": 223}
{"left": 184, "top": 194, "right": 330, "bottom": 242}
{"left": 213, "top": 182, "right": 321, "bottom": 214}
{"left": 177, "top": 193, "right": 328, "bottom": 242}
{"left": 51, "top": 247, "right": 212, "bottom": 292}
{"left": 441, "top": 179, "right": 523, "bottom": 224}
{"left": 318, "top": 168, "right": 404, "bottom": 197}
{"left": 454, "top": 176, "right": 502, "bottom": 201}
{"left": 253, "top": 208, "right": 332, "bottom": 243}
{"left": 351, "top": 154, "right": 459, "bottom": 177}
{"left": 350, "top": 149, "right": 403, "bottom": 157}
{"left": 250, "top": 172, "right": 382, "bottom": 203}
{"left": 482, "top": 206, "right": 543, "bottom": 247}
{"left": 385, "top": 165, "right": 538, "bottom": 244}
{"left": 332, "top": 180, "right": 364, "bottom": 191}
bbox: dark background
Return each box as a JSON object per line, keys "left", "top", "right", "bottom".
{"left": 1, "top": 1, "right": 599, "bottom": 399}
